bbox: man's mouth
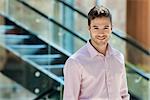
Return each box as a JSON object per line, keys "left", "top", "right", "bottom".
{"left": 97, "top": 36, "right": 106, "bottom": 40}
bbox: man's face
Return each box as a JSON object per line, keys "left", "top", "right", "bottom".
{"left": 89, "top": 17, "right": 112, "bottom": 46}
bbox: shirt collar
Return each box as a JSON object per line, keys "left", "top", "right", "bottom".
{"left": 86, "top": 40, "right": 114, "bottom": 58}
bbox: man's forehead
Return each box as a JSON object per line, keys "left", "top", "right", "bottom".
{"left": 92, "top": 24, "right": 111, "bottom": 27}
{"left": 91, "top": 20, "right": 111, "bottom": 26}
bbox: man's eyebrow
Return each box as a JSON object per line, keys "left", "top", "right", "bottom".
{"left": 104, "top": 25, "right": 110, "bottom": 27}
{"left": 92, "top": 25, "right": 110, "bottom": 27}
{"left": 92, "top": 25, "right": 98, "bottom": 27}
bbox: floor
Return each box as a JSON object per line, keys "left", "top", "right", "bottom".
{"left": 0, "top": 73, "right": 36, "bottom": 100}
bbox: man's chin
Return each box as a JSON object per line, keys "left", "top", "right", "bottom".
{"left": 97, "top": 39, "right": 107, "bottom": 44}
{"left": 96, "top": 40, "right": 108, "bottom": 46}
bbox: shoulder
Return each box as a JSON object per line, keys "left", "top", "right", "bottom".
{"left": 64, "top": 44, "right": 90, "bottom": 68}
{"left": 111, "top": 47, "right": 124, "bottom": 64}
{"left": 71, "top": 44, "right": 90, "bottom": 61}
{"left": 65, "top": 44, "right": 88, "bottom": 64}
{"left": 64, "top": 56, "right": 83, "bottom": 74}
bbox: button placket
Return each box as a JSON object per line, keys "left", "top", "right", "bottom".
{"left": 106, "top": 58, "right": 114, "bottom": 99}
{"left": 103, "top": 57, "right": 110, "bottom": 99}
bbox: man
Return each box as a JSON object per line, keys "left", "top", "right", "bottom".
{"left": 63, "top": 5, "right": 130, "bottom": 100}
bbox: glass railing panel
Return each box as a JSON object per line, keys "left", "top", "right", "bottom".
{"left": 20, "top": 0, "right": 62, "bottom": 25}
{"left": 38, "top": 20, "right": 86, "bottom": 54}
{"left": 126, "top": 43, "right": 149, "bottom": 72}
{"left": 0, "top": 0, "right": 57, "bottom": 99}
{"left": 19, "top": 0, "right": 90, "bottom": 41}
{"left": 57, "top": 1, "right": 90, "bottom": 40}
{"left": 20, "top": 0, "right": 53, "bottom": 17}
{"left": 0, "top": 73, "right": 36, "bottom": 100}
{"left": 126, "top": 33, "right": 149, "bottom": 52}
{"left": 0, "top": 24, "right": 36, "bottom": 100}
{"left": 19, "top": 0, "right": 149, "bottom": 59}
{"left": 5, "top": 0, "right": 51, "bottom": 38}
{"left": 0, "top": 0, "right": 5, "bottom": 14}
{"left": 126, "top": 66, "right": 150, "bottom": 100}
{"left": 110, "top": 31, "right": 150, "bottom": 100}
{"left": 110, "top": 33, "right": 126, "bottom": 56}
{"left": 3, "top": 0, "right": 86, "bottom": 55}
{"left": 72, "top": 0, "right": 95, "bottom": 15}
{"left": 73, "top": 12, "right": 89, "bottom": 39}
{"left": 55, "top": 0, "right": 90, "bottom": 38}
{"left": 110, "top": 30, "right": 150, "bottom": 73}
{"left": 5, "top": 0, "right": 149, "bottom": 77}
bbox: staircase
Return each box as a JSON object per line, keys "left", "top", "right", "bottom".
{"left": 0, "top": 18, "right": 67, "bottom": 99}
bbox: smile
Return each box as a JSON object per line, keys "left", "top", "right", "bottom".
{"left": 97, "top": 36, "right": 106, "bottom": 40}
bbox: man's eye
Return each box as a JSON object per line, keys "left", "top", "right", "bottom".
{"left": 104, "top": 27, "right": 109, "bottom": 29}
{"left": 94, "top": 28, "right": 99, "bottom": 29}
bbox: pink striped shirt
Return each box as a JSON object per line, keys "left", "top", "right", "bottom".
{"left": 63, "top": 41, "right": 130, "bottom": 100}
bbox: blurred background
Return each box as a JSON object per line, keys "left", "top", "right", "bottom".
{"left": 0, "top": 0, "right": 149, "bottom": 100}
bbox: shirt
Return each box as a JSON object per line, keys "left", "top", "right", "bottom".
{"left": 63, "top": 41, "right": 130, "bottom": 100}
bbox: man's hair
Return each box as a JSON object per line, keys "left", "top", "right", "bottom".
{"left": 88, "top": 5, "right": 112, "bottom": 26}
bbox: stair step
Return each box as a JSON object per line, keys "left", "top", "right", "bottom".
{"left": 8, "top": 44, "right": 46, "bottom": 49}
{"left": 8, "top": 44, "right": 46, "bottom": 55}
{"left": 24, "top": 54, "right": 61, "bottom": 59}
{"left": 5, "top": 34, "right": 30, "bottom": 44}
{"left": 59, "top": 76, "right": 64, "bottom": 80}
{"left": 41, "top": 64, "right": 64, "bottom": 76}
{"left": 0, "top": 25, "right": 14, "bottom": 31}
{"left": 41, "top": 64, "right": 64, "bottom": 69}
{"left": 24, "top": 54, "right": 62, "bottom": 65}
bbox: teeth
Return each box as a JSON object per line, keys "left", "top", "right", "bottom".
{"left": 97, "top": 37, "right": 105, "bottom": 40}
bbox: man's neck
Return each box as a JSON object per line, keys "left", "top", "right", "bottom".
{"left": 90, "top": 40, "right": 108, "bottom": 56}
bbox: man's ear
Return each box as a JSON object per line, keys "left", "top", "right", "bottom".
{"left": 110, "top": 27, "right": 112, "bottom": 33}
{"left": 88, "top": 25, "right": 91, "bottom": 30}
{"left": 111, "top": 24, "right": 113, "bottom": 30}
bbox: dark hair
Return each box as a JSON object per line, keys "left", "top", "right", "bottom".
{"left": 88, "top": 5, "right": 112, "bottom": 26}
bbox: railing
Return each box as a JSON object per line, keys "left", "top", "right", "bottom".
{"left": 17, "top": 0, "right": 150, "bottom": 56}
{"left": 16, "top": 0, "right": 86, "bottom": 43}
{"left": 15, "top": 0, "right": 150, "bottom": 77}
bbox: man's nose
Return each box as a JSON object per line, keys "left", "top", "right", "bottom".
{"left": 98, "top": 29, "right": 105, "bottom": 34}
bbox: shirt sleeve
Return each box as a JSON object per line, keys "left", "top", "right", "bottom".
{"left": 120, "top": 57, "right": 130, "bottom": 100}
{"left": 63, "top": 58, "right": 82, "bottom": 100}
